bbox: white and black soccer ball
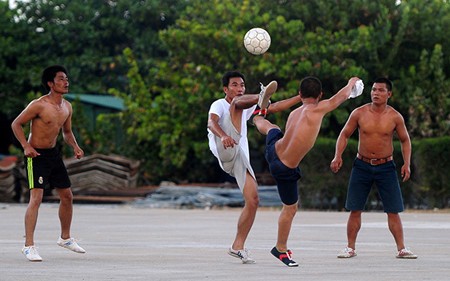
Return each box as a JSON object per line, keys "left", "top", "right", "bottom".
{"left": 243, "top": 28, "right": 271, "bottom": 55}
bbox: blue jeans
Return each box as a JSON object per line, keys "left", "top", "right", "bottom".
{"left": 345, "top": 158, "right": 404, "bottom": 213}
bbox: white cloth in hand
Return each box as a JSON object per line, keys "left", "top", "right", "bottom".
{"left": 349, "top": 80, "right": 364, "bottom": 99}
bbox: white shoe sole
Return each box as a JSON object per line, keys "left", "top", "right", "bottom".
{"left": 258, "top": 81, "right": 277, "bottom": 109}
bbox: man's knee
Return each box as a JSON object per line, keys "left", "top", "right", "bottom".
{"left": 282, "top": 202, "right": 298, "bottom": 216}
{"left": 246, "top": 194, "right": 259, "bottom": 209}
{"left": 243, "top": 177, "right": 259, "bottom": 208}
{"left": 58, "top": 188, "right": 73, "bottom": 202}
{"left": 28, "top": 189, "right": 44, "bottom": 206}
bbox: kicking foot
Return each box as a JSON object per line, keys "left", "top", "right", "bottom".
{"left": 257, "top": 81, "right": 277, "bottom": 116}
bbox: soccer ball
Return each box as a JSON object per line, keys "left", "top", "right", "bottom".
{"left": 243, "top": 28, "right": 271, "bottom": 55}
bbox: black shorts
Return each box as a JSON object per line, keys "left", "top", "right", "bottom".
{"left": 24, "top": 147, "right": 71, "bottom": 189}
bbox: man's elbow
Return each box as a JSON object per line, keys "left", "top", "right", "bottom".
{"left": 11, "top": 120, "right": 20, "bottom": 132}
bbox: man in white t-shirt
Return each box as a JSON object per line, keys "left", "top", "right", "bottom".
{"left": 207, "top": 71, "right": 301, "bottom": 263}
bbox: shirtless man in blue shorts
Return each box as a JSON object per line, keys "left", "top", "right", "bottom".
{"left": 330, "top": 77, "right": 417, "bottom": 259}
{"left": 11, "top": 65, "right": 86, "bottom": 262}
{"left": 253, "top": 76, "right": 362, "bottom": 267}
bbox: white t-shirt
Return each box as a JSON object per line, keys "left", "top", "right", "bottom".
{"left": 207, "top": 98, "right": 256, "bottom": 163}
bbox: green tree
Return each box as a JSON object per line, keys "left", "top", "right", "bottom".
{"left": 398, "top": 45, "right": 450, "bottom": 138}
{"left": 111, "top": 0, "right": 450, "bottom": 184}
{"left": 110, "top": 0, "right": 374, "bottom": 183}
{"left": 0, "top": 0, "right": 42, "bottom": 117}
{"left": 3, "top": 0, "right": 450, "bottom": 186}
{"left": 3, "top": 0, "right": 185, "bottom": 117}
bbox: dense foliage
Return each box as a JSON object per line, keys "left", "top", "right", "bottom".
{"left": 1, "top": 0, "right": 449, "bottom": 187}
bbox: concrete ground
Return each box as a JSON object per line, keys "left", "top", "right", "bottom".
{"left": 1, "top": 203, "right": 449, "bottom": 281}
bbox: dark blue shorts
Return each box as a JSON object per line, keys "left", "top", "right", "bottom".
{"left": 24, "top": 147, "right": 71, "bottom": 189}
{"left": 265, "top": 129, "right": 301, "bottom": 205}
{"left": 345, "top": 158, "right": 404, "bottom": 213}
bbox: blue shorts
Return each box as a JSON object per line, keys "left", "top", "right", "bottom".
{"left": 265, "top": 129, "right": 301, "bottom": 205}
{"left": 345, "top": 158, "right": 404, "bottom": 213}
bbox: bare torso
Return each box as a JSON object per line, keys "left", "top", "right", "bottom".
{"left": 275, "top": 103, "right": 324, "bottom": 168}
{"left": 355, "top": 104, "right": 397, "bottom": 158}
{"left": 28, "top": 95, "right": 71, "bottom": 149}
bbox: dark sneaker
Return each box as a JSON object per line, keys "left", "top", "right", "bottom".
{"left": 228, "top": 248, "right": 256, "bottom": 264}
{"left": 337, "top": 247, "right": 357, "bottom": 258}
{"left": 270, "top": 247, "right": 299, "bottom": 267}
{"left": 396, "top": 248, "right": 418, "bottom": 259}
{"left": 258, "top": 81, "right": 277, "bottom": 111}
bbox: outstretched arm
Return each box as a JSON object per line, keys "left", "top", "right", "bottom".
{"left": 267, "top": 94, "right": 302, "bottom": 114}
{"left": 318, "top": 77, "right": 361, "bottom": 114}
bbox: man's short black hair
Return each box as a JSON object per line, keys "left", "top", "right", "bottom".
{"left": 299, "top": 76, "right": 322, "bottom": 99}
{"left": 222, "top": 71, "right": 246, "bottom": 87}
{"left": 41, "top": 65, "right": 68, "bottom": 92}
{"left": 373, "top": 77, "right": 393, "bottom": 91}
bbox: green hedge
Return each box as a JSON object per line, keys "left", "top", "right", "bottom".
{"left": 297, "top": 137, "right": 450, "bottom": 210}
{"left": 412, "top": 137, "right": 450, "bottom": 208}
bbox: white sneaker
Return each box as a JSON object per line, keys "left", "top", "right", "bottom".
{"left": 228, "top": 248, "right": 256, "bottom": 264}
{"left": 22, "top": 245, "right": 42, "bottom": 262}
{"left": 57, "top": 237, "right": 86, "bottom": 253}
{"left": 257, "top": 81, "right": 277, "bottom": 110}
{"left": 396, "top": 247, "right": 418, "bottom": 259}
{"left": 337, "top": 247, "right": 357, "bottom": 258}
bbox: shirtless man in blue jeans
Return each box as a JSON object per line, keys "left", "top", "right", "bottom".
{"left": 253, "top": 76, "right": 362, "bottom": 266}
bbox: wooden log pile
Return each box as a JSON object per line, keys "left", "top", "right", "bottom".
{"left": 1, "top": 154, "right": 141, "bottom": 203}
{"left": 64, "top": 154, "right": 140, "bottom": 195}
{"left": 0, "top": 156, "right": 18, "bottom": 202}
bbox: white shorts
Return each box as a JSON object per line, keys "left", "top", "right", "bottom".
{"left": 214, "top": 114, "right": 256, "bottom": 192}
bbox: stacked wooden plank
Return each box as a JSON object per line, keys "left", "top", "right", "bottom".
{"left": 64, "top": 154, "right": 140, "bottom": 195}
{"left": 0, "top": 156, "right": 18, "bottom": 202}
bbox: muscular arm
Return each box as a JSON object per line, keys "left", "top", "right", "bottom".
{"left": 267, "top": 94, "right": 302, "bottom": 114}
{"left": 207, "top": 113, "right": 237, "bottom": 148}
{"left": 11, "top": 100, "right": 41, "bottom": 157}
{"left": 330, "top": 110, "right": 359, "bottom": 173}
{"left": 394, "top": 113, "right": 411, "bottom": 181}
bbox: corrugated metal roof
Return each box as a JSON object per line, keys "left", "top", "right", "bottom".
{"left": 65, "top": 93, "right": 125, "bottom": 110}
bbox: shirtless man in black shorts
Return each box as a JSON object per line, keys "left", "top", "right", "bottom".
{"left": 253, "top": 76, "right": 362, "bottom": 267}
{"left": 11, "top": 65, "right": 86, "bottom": 262}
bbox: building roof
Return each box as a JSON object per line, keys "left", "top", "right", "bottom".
{"left": 65, "top": 93, "right": 125, "bottom": 111}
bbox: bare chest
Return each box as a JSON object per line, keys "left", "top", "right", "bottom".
{"left": 358, "top": 113, "right": 395, "bottom": 136}
{"left": 36, "top": 106, "right": 70, "bottom": 128}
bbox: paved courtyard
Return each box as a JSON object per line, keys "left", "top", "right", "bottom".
{"left": 1, "top": 203, "right": 449, "bottom": 281}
